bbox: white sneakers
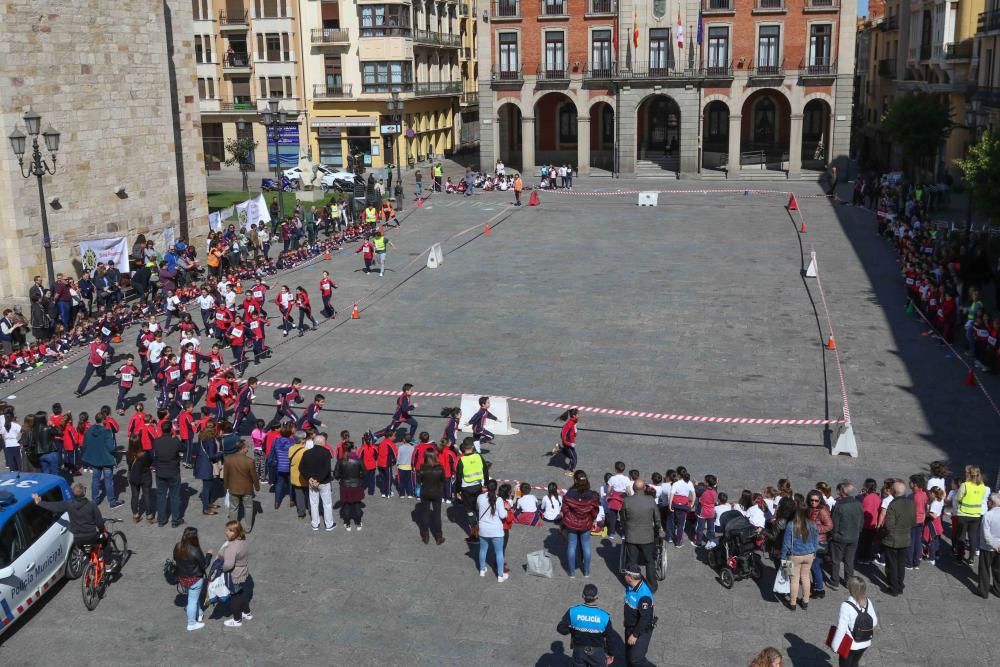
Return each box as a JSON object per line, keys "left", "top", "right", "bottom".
{"left": 480, "top": 569, "right": 487, "bottom": 577}
{"left": 498, "top": 574, "right": 509, "bottom": 583}
{"left": 187, "top": 622, "right": 205, "bottom": 632}
{"left": 224, "top": 619, "right": 242, "bottom": 628}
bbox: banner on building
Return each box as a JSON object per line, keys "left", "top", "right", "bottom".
{"left": 80, "top": 237, "right": 129, "bottom": 273}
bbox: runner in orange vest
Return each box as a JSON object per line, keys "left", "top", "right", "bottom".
{"left": 513, "top": 174, "right": 524, "bottom": 207}
{"left": 380, "top": 201, "right": 400, "bottom": 228}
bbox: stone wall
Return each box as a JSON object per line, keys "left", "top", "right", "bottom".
{"left": 0, "top": 0, "right": 207, "bottom": 303}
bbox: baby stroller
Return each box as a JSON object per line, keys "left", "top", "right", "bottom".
{"left": 708, "top": 510, "right": 761, "bottom": 588}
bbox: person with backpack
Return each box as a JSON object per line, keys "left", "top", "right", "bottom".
{"left": 829, "top": 575, "right": 878, "bottom": 667}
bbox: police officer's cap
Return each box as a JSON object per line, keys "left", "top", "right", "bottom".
{"left": 582, "top": 584, "right": 599, "bottom": 599}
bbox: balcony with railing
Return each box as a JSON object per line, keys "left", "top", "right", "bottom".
{"left": 359, "top": 26, "right": 412, "bottom": 38}
{"left": 492, "top": 0, "right": 520, "bottom": 18}
{"left": 413, "top": 80, "right": 463, "bottom": 96}
{"left": 413, "top": 29, "right": 462, "bottom": 47}
{"left": 749, "top": 59, "right": 785, "bottom": 78}
{"left": 583, "top": 62, "right": 616, "bottom": 82}
{"left": 361, "top": 80, "right": 414, "bottom": 94}
{"left": 490, "top": 65, "right": 524, "bottom": 87}
{"left": 201, "top": 96, "right": 256, "bottom": 113}
{"left": 223, "top": 52, "right": 252, "bottom": 71}
{"left": 703, "top": 0, "right": 734, "bottom": 12}
{"left": 944, "top": 41, "right": 973, "bottom": 60}
{"left": 539, "top": 0, "right": 568, "bottom": 16}
{"left": 878, "top": 58, "right": 896, "bottom": 78}
{"left": 704, "top": 61, "right": 734, "bottom": 78}
{"left": 461, "top": 90, "right": 479, "bottom": 105}
{"left": 311, "top": 28, "right": 350, "bottom": 46}
{"left": 978, "top": 9, "right": 1000, "bottom": 33}
{"left": 536, "top": 65, "right": 569, "bottom": 85}
{"left": 313, "top": 83, "right": 353, "bottom": 99}
{"left": 754, "top": 0, "right": 785, "bottom": 11}
{"left": 799, "top": 57, "right": 835, "bottom": 77}
{"left": 219, "top": 10, "right": 249, "bottom": 29}
{"left": 587, "top": 0, "right": 615, "bottom": 14}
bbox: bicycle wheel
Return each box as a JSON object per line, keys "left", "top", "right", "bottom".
{"left": 719, "top": 568, "right": 735, "bottom": 589}
{"left": 108, "top": 531, "right": 128, "bottom": 572}
{"left": 655, "top": 541, "right": 668, "bottom": 581}
{"left": 65, "top": 546, "right": 88, "bottom": 580}
{"left": 82, "top": 562, "right": 101, "bottom": 610}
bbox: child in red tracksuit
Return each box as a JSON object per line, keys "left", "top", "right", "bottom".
{"left": 376, "top": 432, "right": 399, "bottom": 498}
{"left": 359, "top": 433, "right": 378, "bottom": 496}
{"left": 295, "top": 287, "right": 317, "bottom": 336}
{"left": 355, "top": 238, "right": 375, "bottom": 274}
{"left": 437, "top": 438, "right": 459, "bottom": 503}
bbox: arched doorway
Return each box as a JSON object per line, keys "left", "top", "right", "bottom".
{"left": 534, "top": 92, "right": 578, "bottom": 167}
{"left": 637, "top": 95, "right": 681, "bottom": 161}
{"left": 739, "top": 89, "right": 791, "bottom": 170}
{"left": 802, "top": 99, "right": 832, "bottom": 169}
{"left": 702, "top": 100, "right": 729, "bottom": 171}
{"left": 497, "top": 102, "right": 522, "bottom": 171}
{"left": 590, "top": 102, "right": 614, "bottom": 171}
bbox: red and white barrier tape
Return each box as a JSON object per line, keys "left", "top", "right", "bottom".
{"left": 808, "top": 248, "right": 853, "bottom": 426}
{"left": 542, "top": 188, "right": 824, "bottom": 198}
{"left": 255, "top": 380, "right": 843, "bottom": 426}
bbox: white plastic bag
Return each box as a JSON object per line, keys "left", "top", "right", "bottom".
{"left": 772, "top": 560, "right": 791, "bottom": 595}
{"left": 526, "top": 549, "right": 553, "bottom": 578}
{"left": 208, "top": 574, "right": 231, "bottom": 602}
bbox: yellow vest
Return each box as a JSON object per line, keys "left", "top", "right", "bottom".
{"left": 330, "top": 203, "right": 339, "bottom": 216}
{"left": 373, "top": 236, "right": 386, "bottom": 252}
{"left": 434, "top": 165, "right": 442, "bottom": 177}
{"left": 365, "top": 207, "right": 377, "bottom": 223}
{"left": 460, "top": 453, "right": 484, "bottom": 485}
{"left": 958, "top": 482, "right": 987, "bottom": 517}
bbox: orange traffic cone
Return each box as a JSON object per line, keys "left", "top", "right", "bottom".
{"left": 826, "top": 335, "right": 836, "bottom": 350}
{"left": 799, "top": 220, "right": 807, "bottom": 234}
{"left": 324, "top": 249, "right": 331, "bottom": 260}
{"left": 787, "top": 194, "right": 798, "bottom": 211}
{"left": 965, "top": 369, "right": 976, "bottom": 386}
{"left": 351, "top": 304, "right": 360, "bottom": 320}
{"left": 484, "top": 223, "right": 492, "bottom": 236}
{"left": 234, "top": 283, "right": 242, "bottom": 295}
{"left": 528, "top": 190, "right": 540, "bottom": 206}
{"left": 417, "top": 197, "right": 424, "bottom": 209}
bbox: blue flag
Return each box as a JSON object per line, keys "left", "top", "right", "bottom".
{"left": 697, "top": 12, "right": 703, "bottom": 46}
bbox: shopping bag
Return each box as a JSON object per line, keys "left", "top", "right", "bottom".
{"left": 772, "top": 561, "right": 791, "bottom": 595}
{"left": 207, "top": 574, "right": 231, "bottom": 603}
{"left": 526, "top": 549, "right": 554, "bottom": 578}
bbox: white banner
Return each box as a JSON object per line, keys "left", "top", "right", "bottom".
{"left": 209, "top": 211, "right": 223, "bottom": 231}
{"left": 80, "top": 237, "right": 129, "bottom": 274}
{"left": 235, "top": 194, "right": 272, "bottom": 230}
{"left": 163, "top": 227, "right": 176, "bottom": 250}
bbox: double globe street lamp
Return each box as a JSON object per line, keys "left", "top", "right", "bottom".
{"left": 257, "top": 98, "right": 289, "bottom": 223}
{"left": 8, "top": 109, "right": 61, "bottom": 288}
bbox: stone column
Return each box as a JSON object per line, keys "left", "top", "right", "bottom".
{"left": 788, "top": 113, "right": 803, "bottom": 177}
{"left": 577, "top": 116, "right": 591, "bottom": 176}
{"left": 521, "top": 116, "right": 536, "bottom": 174}
{"left": 727, "top": 114, "right": 742, "bottom": 175}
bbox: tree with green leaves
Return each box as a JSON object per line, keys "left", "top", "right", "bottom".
{"left": 224, "top": 135, "right": 258, "bottom": 192}
{"left": 881, "top": 92, "right": 953, "bottom": 178}
{"left": 956, "top": 129, "right": 1000, "bottom": 224}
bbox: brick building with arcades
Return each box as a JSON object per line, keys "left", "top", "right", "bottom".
{"left": 477, "top": 0, "right": 856, "bottom": 178}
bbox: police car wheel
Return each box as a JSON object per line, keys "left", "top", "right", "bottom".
{"left": 719, "top": 568, "right": 735, "bottom": 589}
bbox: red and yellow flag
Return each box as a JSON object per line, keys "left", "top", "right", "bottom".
{"left": 633, "top": 12, "right": 639, "bottom": 48}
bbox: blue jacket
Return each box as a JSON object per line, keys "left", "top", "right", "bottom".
{"left": 782, "top": 521, "right": 820, "bottom": 558}
{"left": 80, "top": 424, "right": 117, "bottom": 468}
{"left": 194, "top": 438, "right": 219, "bottom": 481}
{"left": 274, "top": 436, "right": 294, "bottom": 473}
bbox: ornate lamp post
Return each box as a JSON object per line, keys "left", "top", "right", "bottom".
{"left": 8, "top": 109, "right": 60, "bottom": 288}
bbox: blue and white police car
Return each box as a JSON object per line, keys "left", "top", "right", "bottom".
{"left": 0, "top": 472, "right": 73, "bottom": 636}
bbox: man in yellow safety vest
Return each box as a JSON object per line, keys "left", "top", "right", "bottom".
{"left": 453, "top": 439, "right": 487, "bottom": 543}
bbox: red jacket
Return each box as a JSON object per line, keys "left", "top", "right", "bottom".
{"left": 177, "top": 410, "right": 195, "bottom": 440}
{"left": 438, "top": 447, "right": 458, "bottom": 478}
{"left": 376, "top": 438, "right": 398, "bottom": 467}
{"left": 560, "top": 418, "right": 577, "bottom": 447}
{"left": 359, "top": 443, "right": 377, "bottom": 471}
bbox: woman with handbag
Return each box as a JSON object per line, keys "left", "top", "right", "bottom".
{"left": 416, "top": 451, "right": 445, "bottom": 544}
{"left": 195, "top": 423, "right": 221, "bottom": 515}
{"left": 217, "top": 520, "right": 251, "bottom": 627}
{"left": 174, "top": 526, "right": 212, "bottom": 632}
{"left": 781, "top": 509, "right": 820, "bottom": 611}
{"left": 806, "top": 489, "right": 833, "bottom": 599}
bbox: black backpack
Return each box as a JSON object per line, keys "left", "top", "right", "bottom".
{"left": 163, "top": 558, "right": 179, "bottom": 586}
{"left": 847, "top": 601, "right": 874, "bottom": 642}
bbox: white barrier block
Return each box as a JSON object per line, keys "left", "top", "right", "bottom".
{"left": 426, "top": 243, "right": 444, "bottom": 269}
{"left": 831, "top": 424, "right": 859, "bottom": 457}
{"left": 458, "top": 394, "right": 520, "bottom": 436}
{"left": 805, "top": 252, "right": 817, "bottom": 278}
{"left": 637, "top": 191, "right": 659, "bottom": 207}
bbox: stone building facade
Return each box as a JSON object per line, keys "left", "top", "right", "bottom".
{"left": 0, "top": 0, "right": 208, "bottom": 302}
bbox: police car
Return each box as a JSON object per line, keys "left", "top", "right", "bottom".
{"left": 0, "top": 472, "right": 73, "bottom": 636}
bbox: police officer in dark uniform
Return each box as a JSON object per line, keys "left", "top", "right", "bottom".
{"left": 622, "top": 568, "right": 656, "bottom": 667}
{"left": 557, "top": 583, "right": 615, "bottom": 666}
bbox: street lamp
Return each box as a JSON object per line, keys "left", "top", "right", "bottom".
{"left": 386, "top": 89, "right": 405, "bottom": 174}
{"left": 235, "top": 117, "right": 252, "bottom": 193}
{"left": 257, "top": 98, "right": 289, "bottom": 224}
{"left": 8, "top": 108, "right": 60, "bottom": 289}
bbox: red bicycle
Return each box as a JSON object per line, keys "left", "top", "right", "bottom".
{"left": 69, "top": 518, "right": 128, "bottom": 611}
